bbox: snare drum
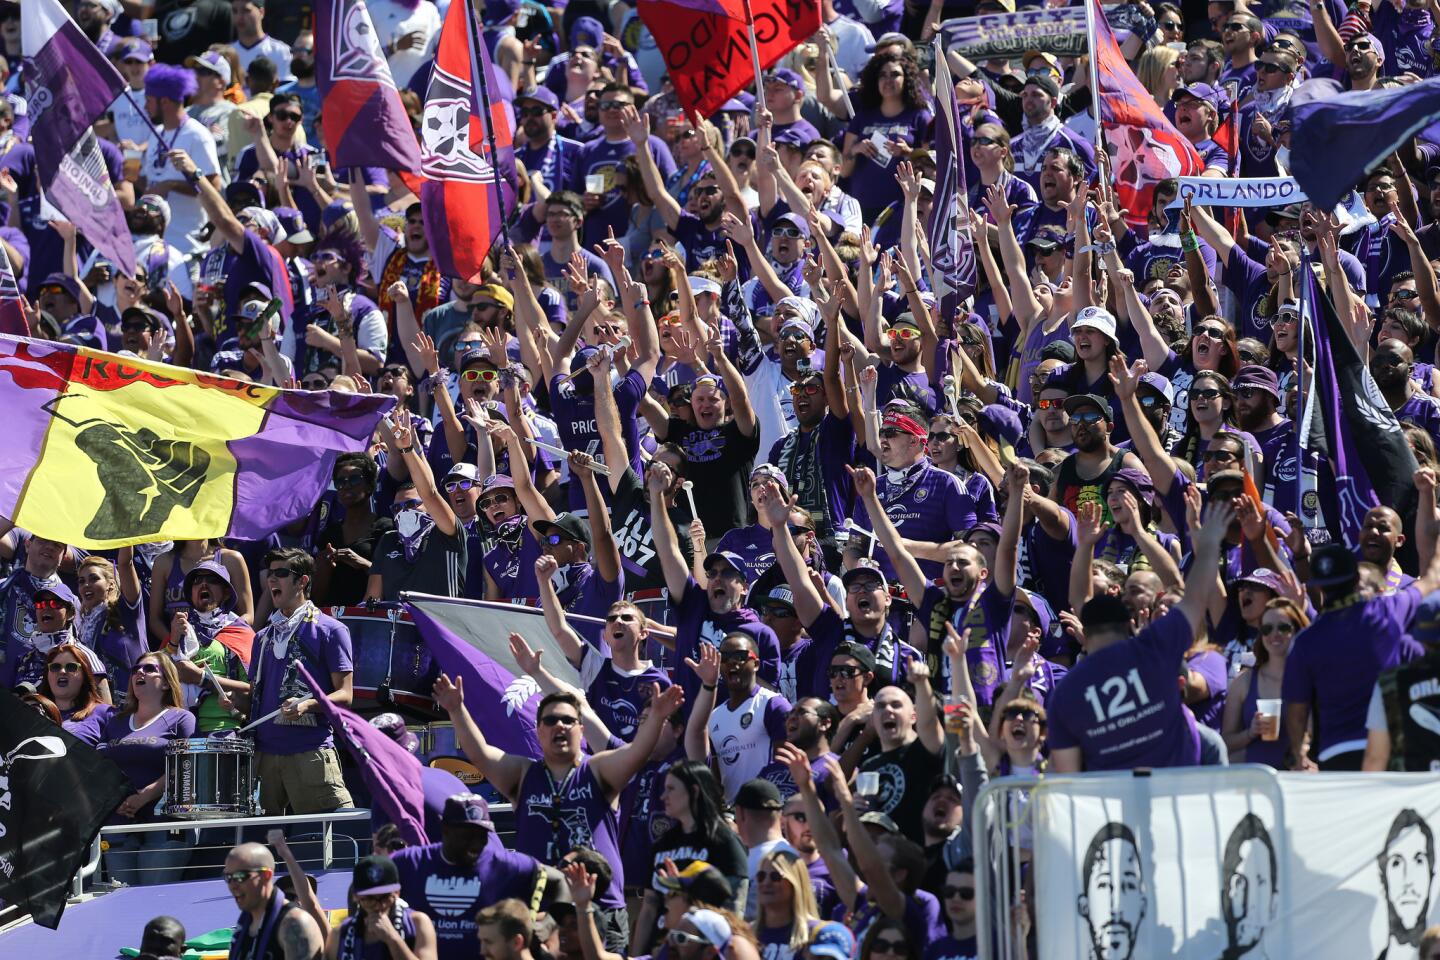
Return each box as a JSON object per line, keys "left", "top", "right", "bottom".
{"left": 164, "top": 737, "right": 257, "bottom": 819}
{"left": 336, "top": 606, "right": 439, "bottom": 716}
{"left": 423, "top": 722, "right": 482, "bottom": 785}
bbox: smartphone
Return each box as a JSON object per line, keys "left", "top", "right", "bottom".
{"left": 142, "top": 18, "right": 159, "bottom": 39}
{"left": 313, "top": 162, "right": 329, "bottom": 179}
{"left": 856, "top": 772, "right": 880, "bottom": 797}
{"left": 870, "top": 131, "right": 892, "bottom": 165}
{"left": 585, "top": 173, "right": 607, "bottom": 195}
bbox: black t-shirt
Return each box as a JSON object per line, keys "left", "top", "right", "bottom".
{"left": 318, "top": 516, "right": 396, "bottom": 606}
{"left": 666, "top": 417, "right": 760, "bottom": 535}
{"left": 859, "top": 737, "right": 944, "bottom": 836}
{"left": 649, "top": 824, "right": 748, "bottom": 899}
{"left": 370, "top": 527, "right": 468, "bottom": 600}
{"left": 155, "top": 0, "right": 234, "bottom": 63}
{"left": 609, "top": 466, "right": 694, "bottom": 593}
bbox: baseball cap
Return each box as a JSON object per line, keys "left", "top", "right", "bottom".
{"left": 1235, "top": 567, "right": 1286, "bottom": 594}
{"left": 831, "top": 641, "right": 877, "bottom": 674}
{"left": 272, "top": 207, "right": 313, "bottom": 245}
{"left": 766, "top": 68, "right": 804, "bottom": 90}
{"left": 1173, "top": 82, "right": 1221, "bottom": 109}
{"left": 655, "top": 862, "right": 734, "bottom": 905}
{"left": 459, "top": 348, "right": 494, "bottom": 370}
{"left": 535, "top": 513, "right": 592, "bottom": 547}
{"left": 701, "top": 550, "right": 747, "bottom": 578}
{"left": 35, "top": 581, "right": 79, "bottom": 610}
{"left": 38, "top": 273, "right": 82, "bottom": 302}
{"left": 352, "top": 854, "right": 401, "bottom": 896}
{"left": 750, "top": 462, "right": 791, "bottom": 492}
{"left": 1072, "top": 305, "right": 1118, "bottom": 343}
{"left": 840, "top": 562, "right": 888, "bottom": 592}
{"left": 771, "top": 125, "right": 815, "bottom": 148}
{"left": 734, "top": 779, "right": 784, "bottom": 811}
{"left": 1137, "top": 371, "right": 1175, "bottom": 405}
{"left": 117, "top": 37, "right": 153, "bottom": 62}
{"left": 859, "top": 811, "right": 900, "bottom": 833}
{"left": 442, "top": 794, "right": 493, "bottom": 828}
{"left": 683, "top": 909, "right": 732, "bottom": 950}
{"left": 1026, "top": 233, "right": 1063, "bottom": 254}
{"left": 1233, "top": 364, "right": 1282, "bottom": 400}
{"left": 1275, "top": 298, "right": 1301, "bottom": 319}
{"left": 1023, "top": 73, "right": 1060, "bottom": 97}
{"left": 480, "top": 473, "right": 516, "bottom": 493}
{"left": 517, "top": 86, "right": 560, "bottom": 111}
{"left": 775, "top": 211, "right": 811, "bottom": 239}
{"left": 475, "top": 283, "right": 515, "bottom": 311}
{"left": 1063, "top": 393, "right": 1113, "bottom": 422}
{"left": 808, "top": 922, "right": 857, "bottom": 960}
{"left": 765, "top": 586, "right": 796, "bottom": 611}
{"left": 1205, "top": 469, "right": 1247, "bottom": 494}
{"left": 445, "top": 462, "right": 480, "bottom": 483}
{"left": 225, "top": 180, "right": 266, "bottom": 209}
{"left": 186, "top": 50, "right": 232, "bottom": 85}
{"left": 1108, "top": 466, "right": 1155, "bottom": 505}
{"left": 1266, "top": 204, "right": 1303, "bottom": 227}
{"left": 369, "top": 713, "right": 420, "bottom": 754}
{"left": 689, "top": 275, "right": 722, "bottom": 297}
{"left": 1310, "top": 543, "right": 1359, "bottom": 588}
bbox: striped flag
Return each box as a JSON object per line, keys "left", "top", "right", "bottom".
{"left": 928, "top": 37, "right": 974, "bottom": 325}
{"left": 418, "top": 0, "right": 516, "bottom": 282}
{"left": 314, "top": 0, "right": 421, "bottom": 171}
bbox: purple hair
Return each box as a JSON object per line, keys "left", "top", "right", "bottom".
{"left": 144, "top": 64, "right": 199, "bottom": 103}
{"left": 315, "top": 232, "right": 367, "bottom": 284}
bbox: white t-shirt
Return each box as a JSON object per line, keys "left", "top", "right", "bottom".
{"left": 109, "top": 85, "right": 155, "bottom": 153}
{"left": 825, "top": 14, "right": 876, "bottom": 83}
{"left": 142, "top": 116, "right": 222, "bottom": 253}
{"left": 235, "top": 35, "right": 294, "bottom": 84}
{"left": 370, "top": 0, "right": 443, "bottom": 89}
{"left": 708, "top": 686, "right": 784, "bottom": 802}
{"left": 745, "top": 356, "right": 800, "bottom": 462}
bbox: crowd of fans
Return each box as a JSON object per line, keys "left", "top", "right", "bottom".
{"left": 12, "top": 0, "right": 1440, "bottom": 956}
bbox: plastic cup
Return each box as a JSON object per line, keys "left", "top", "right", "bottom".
{"left": 1256, "top": 699, "right": 1282, "bottom": 741}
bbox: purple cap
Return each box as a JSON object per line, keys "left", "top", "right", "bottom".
{"left": 480, "top": 473, "right": 516, "bottom": 492}
{"left": 273, "top": 207, "right": 313, "bottom": 244}
{"left": 117, "top": 37, "right": 153, "bottom": 62}
{"left": 772, "top": 125, "right": 815, "bottom": 148}
{"left": 570, "top": 15, "right": 605, "bottom": 49}
{"left": 35, "top": 581, "right": 79, "bottom": 609}
{"left": 1234, "top": 567, "right": 1285, "bottom": 594}
{"left": 1232, "top": 364, "right": 1281, "bottom": 401}
{"left": 38, "top": 273, "right": 82, "bottom": 303}
{"left": 767, "top": 68, "right": 805, "bottom": 91}
{"left": 1173, "top": 83, "right": 1221, "bottom": 110}
{"left": 775, "top": 211, "right": 811, "bottom": 239}
{"left": 322, "top": 198, "right": 355, "bottom": 230}
{"left": 442, "top": 793, "right": 494, "bottom": 828}
{"left": 183, "top": 558, "right": 236, "bottom": 610}
{"left": 701, "top": 550, "right": 748, "bottom": 579}
{"left": 1137, "top": 371, "right": 1175, "bottom": 404}
{"left": 517, "top": 86, "right": 560, "bottom": 111}
{"left": 1109, "top": 466, "right": 1156, "bottom": 505}
{"left": 370, "top": 713, "right": 421, "bottom": 754}
{"left": 964, "top": 521, "right": 1004, "bottom": 544}
{"left": 977, "top": 404, "right": 1023, "bottom": 446}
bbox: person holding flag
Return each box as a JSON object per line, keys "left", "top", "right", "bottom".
{"left": 139, "top": 66, "right": 223, "bottom": 253}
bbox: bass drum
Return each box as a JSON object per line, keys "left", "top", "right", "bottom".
{"left": 334, "top": 605, "right": 440, "bottom": 718}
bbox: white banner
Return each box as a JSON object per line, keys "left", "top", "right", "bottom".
{"left": 1031, "top": 768, "right": 1440, "bottom": 959}
{"left": 1165, "top": 176, "right": 1308, "bottom": 210}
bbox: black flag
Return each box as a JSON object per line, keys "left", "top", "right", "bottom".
{"left": 0, "top": 688, "right": 131, "bottom": 928}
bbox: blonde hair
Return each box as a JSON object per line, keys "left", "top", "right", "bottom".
{"left": 1136, "top": 46, "right": 1181, "bottom": 106}
{"left": 757, "top": 850, "right": 821, "bottom": 950}
{"left": 120, "top": 653, "right": 186, "bottom": 717}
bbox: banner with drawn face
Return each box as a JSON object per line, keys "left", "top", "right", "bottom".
{"left": 1030, "top": 770, "right": 1440, "bottom": 960}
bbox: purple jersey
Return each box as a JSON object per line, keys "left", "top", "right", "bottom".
{"left": 861, "top": 459, "right": 985, "bottom": 580}
{"left": 915, "top": 582, "right": 1012, "bottom": 706}
{"left": 580, "top": 647, "right": 671, "bottom": 740}
{"left": 574, "top": 134, "right": 676, "bottom": 246}
{"left": 391, "top": 840, "right": 540, "bottom": 960}
{"left": 246, "top": 609, "right": 354, "bottom": 755}
{"left": 549, "top": 369, "right": 647, "bottom": 513}
{"left": 483, "top": 523, "right": 544, "bottom": 599}
{"left": 62, "top": 702, "right": 115, "bottom": 746}
{"left": 1018, "top": 512, "right": 1078, "bottom": 615}
{"left": 619, "top": 748, "right": 684, "bottom": 893}
{"left": 844, "top": 107, "right": 934, "bottom": 217}
{"left": 768, "top": 413, "right": 861, "bottom": 542}
{"left": 714, "top": 524, "right": 777, "bottom": 583}
{"left": 515, "top": 135, "right": 585, "bottom": 193}
{"left": 514, "top": 758, "right": 626, "bottom": 908}
{"left": 99, "top": 707, "right": 197, "bottom": 822}
{"left": 671, "top": 578, "right": 781, "bottom": 706}
{"left": 1283, "top": 587, "right": 1425, "bottom": 756}
{"left": 1047, "top": 609, "right": 1202, "bottom": 770}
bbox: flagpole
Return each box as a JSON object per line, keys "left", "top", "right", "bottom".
{"left": 1084, "top": 0, "right": 1103, "bottom": 153}
{"left": 742, "top": 0, "right": 767, "bottom": 111}
{"left": 1297, "top": 259, "right": 1312, "bottom": 529}
{"left": 936, "top": 36, "right": 965, "bottom": 322}
{"left": 464, "top": 0, "right": 510, "bottom": 268}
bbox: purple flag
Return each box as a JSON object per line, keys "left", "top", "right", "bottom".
{"left": 927, "top": 38, "right": 975, "bottom": 326}
{"left": 0, "top": 245, "right": 28, "bottom": 337}
{"left": 1296, "top": 258, "right": 1414, "bottom": 546}
{"left": 21, "top": 0, "right": 137, "bottom": 277}
{"left": 407, "top": 596, "right": 598, "bottom": 760}
{"left": 315, "top": 0, "right": 422, "bottom": 171}
{"left": 1291, "top": 77, "right": 1440, "bottom": 212}
{"left": 295, "top": 662, "right": 429, "bottom": 846}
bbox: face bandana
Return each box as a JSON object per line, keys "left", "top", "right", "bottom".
{"left": 395, "top": 509, "right": 436, "bottom": 563}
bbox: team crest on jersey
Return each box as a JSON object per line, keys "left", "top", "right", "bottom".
{"left": 740, "top": 712, "right": 753, "bottom": 729}
{"left": 974, "top": 660, "right": 997, "bottom": 686}
{"left": 915, "top": 487, "right": 928, "bottom": 502}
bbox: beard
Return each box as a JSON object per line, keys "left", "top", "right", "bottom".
{"left": 291, "top": 58, "right": 315, "bottom": 80}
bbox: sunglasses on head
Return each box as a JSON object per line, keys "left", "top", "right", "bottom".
{"left": 668, "top": 932, "right": 710, "bottom": 948}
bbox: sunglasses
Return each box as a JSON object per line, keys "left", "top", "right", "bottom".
{"left": 789, "top": 382, "right": 823, "bottom": 397}
{"left": 391, "top": 499, "right": 423, "bottom": 516}
{"left": 1272, "top": 37, "right": 1297, "bottom": 49}
{"left": 1195, "top": 326, "right": 1228, "bottom": 340}
{"left": 828, "top": 664, "right": 863, "bottom": 679}
{"left": 478, "top": 493, "right": 512, "bottom": 510}
{"left": 266, "top": 567, "right": 297, "bottom": 580}
{"left": 755, "top": 869, "right": 788, "bottom": 883}
{"left": 1257, "top": 61, "right": 1290, "bottom": 74}
{"left": 192, "top": 573, "right": 226, "bottom": 588}
{"left": 779, "top": 328, "right": 812, "bottom": 342}
{"left": 887, "top": 326, "right": 921, "bottom": 341}
{"left": 788, "top": 523, "right": 816, "bottom": 537}
{"left": 927, "top": 432, "right": 956, "bottom": 443}
{"left": 48, "top": 661, "right": 81, "bottom": 675}
{"left": 720, "top": 649, "right": 757, "bottom": 662}
{"left": 1261, "top": 621, "right": 1296, "bottom": 636}
{"left": 518, "top": 105, "right": 553, "bottom": 118}
{"left": 871, "top": 938, "right": 909, "bottom": 955}
{"left": 1391, "top": 289, "right": 1421, "bottom": 302}
{"left": 971, "top": 135, "right": 1000, "bottom": 148}
{"left": 599, "top": 99, "right": 631, "bottom": 110}
{"left": 763, "top": 604, "right": 796, "bottom": 618}
{"left": 461, "top": 368, "right": 499, "bottom": 382}
{"left": 1222, "top": 21, "right": 1247, "bottom": 31}
{"left": 135, "top": 662, "right": 163, "bottom": 675}
{"left": 1237, "top": 386, "right": 1273, "bottom": 399}
{"left": 1005, "top": 709, "right": 1040, "bottom": 724}
{"left": 878, "top": 427, "right": 911, "bottom": 440}
{"left": 455, "top": 339, "right": 484, "bottom": 352}
{"left": 540, "top": 714, "right": 579, "bottom": 727}
{"left": 1070, "top": 410, "right": 1104, "bottom": 425}
{"left": 1347, "top": 39, "right": 1374, "bottom": 51}
{"left": 1159, "top": 18, "right": 1182, "bottom": 29}
{"left": 730, "top": 146, "right": 757, "bottom": 159}
{"left": 445, "top": 479, "right": 477, "bottom": 493}
{"left": 693, "top": 185, "right": 721, "bottom": 197}
{"left": 1035, "top": 397, "right": 1064, "bottom": 410}
{"left": 642, "top": 249, "right": 667, "bottom": 261}
{"left": 772, "top": 225, "right": 804, "bottom": 239}
{"left": 34, "top": 599, "right": 66, "bottom": 611}
{"left": 1191, "top": 388, "right": 1223, "bottom": 401}
{"left": 335, "top": 473, "right": 369, "bottom": 489}
{"left": 605, "top": 612, "right": 638, "bottom": 623}
{"left": 1272, "top": 312, "right": 1299, "bottom": 327}
{"left": 943, "top": 885, "right": 976, "bottom": 900}
{"left": 272, "top": 111, "right": 303, "bottom": 123}
{"left": 222, "top": 869, "right": 269, "bottom": 887}
{"left": 1139, "top": 394, "right": 1165, "bottom": 408}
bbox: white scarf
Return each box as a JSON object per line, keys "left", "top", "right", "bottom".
{"left": 266, "top": 601, "right": 317, "bottom": 660}
{"left": 1017, "top": 114, "right": 1063, "bottom": 173}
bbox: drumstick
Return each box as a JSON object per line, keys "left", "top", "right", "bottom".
{"left": 844, "top": 519, "right": 878, "bottom": 558}
{"left": 941, "top": 374, "right": 962, "bottom": 422}
{"left": 682, "top": 480, "right": 698, "bottom": 520}
{"left": 235, "top": 706, "right": 284, "bottom": 734}
{"left": 555, "top": 336, "right": 633, "bottom": 386}
{"left": 526, "top": 436, "right": 612, "bottom": 475}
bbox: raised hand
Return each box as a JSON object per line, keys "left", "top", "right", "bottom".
{"left": 409, "top": 331, "right": 440, "bottom": 375}
{"left": 895, "top": 160, "right": 921, "bottom": 204}
{"left": 1075, "top": 499, "right": 1108, "bottom": 547}
{"left": 535, "top": 554, "right": 559, "bottom": 581}
{"left": 647, "top": 459, "right": 673, "bottom": 495}
{"left": 775, "top": 742, "right": 813, "bottom": 788}
{"left": 1194, "top": 500, "right": 1236, "bottom": 550}
{"left": 1109, "top": 354, "right": 1145, "bottom": 401}
{"left": 683, "top": 641, "right": 721, "bottom": 688}
{"left": 508, "top": 631, "right": 543, "bottom": 675}
{"left": 432, "top": 674, "right": 464, "bottom": 712}
{"left": 983, "top": 183, "right": 1014, "bottom": 227}
{"left": 620, "top": 104, "right": 650, "bottom": 145}
{"left": 649, "top": 682, "right": 685, "bottom": 721}
{"left": 847, "top": 464, "right": 878, "bottom": 500}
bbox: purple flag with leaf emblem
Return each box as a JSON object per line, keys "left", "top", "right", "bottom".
{"left": 21, "top": 0, "right": 137, "bottom": 277}
{"left": 315, "top": 0, "right": 422, "bottom": 171}
{"left": 927, "top": 38, "right": 975, "bottom": 326}
{"left": 407, "top": 596, "right": 600, "bottom": 760}
{"left": 295, "top": 662, "right": 428, "bottom": 846}
{"left": 1296, "top": 258, "right": 1414, "bottom": 547}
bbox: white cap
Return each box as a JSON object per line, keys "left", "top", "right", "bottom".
{"left": 688, "top": 276, "right": 721, "bottom": 298}
{"left": 187, "top": 50, "right": 233, "bottom": 87}
{"left": 683, "top": 909, "right": 732, "bottom": 949}
{"left": 1072, "top": 305, "right": 1117, "bottom": 343}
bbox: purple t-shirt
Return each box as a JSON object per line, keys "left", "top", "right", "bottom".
{"left": 671, "top": 577, "right": 781, "bottom": 706}
{"left": 1282, "top": 587, "right": 1425, "bottom": 755}
{"left": 515, "top": 134, "right": 585, "bottom": 193}
{"left": 391, "top": 840, "right": 540, "bottom": 960}
{"left": 1018, "top": 512, "right": 1078, "bottom": 616}
{"left": 62, "top": 702, "right": 115, "bottom": 746}
{"left": 794, "top": 606, "right": 921, "bottom": 701}
{"left": 99, "top": 707, "right": 197, "bottom": 822}
{"left": 1047, "top": 609, "right": 1202, "bottom": 770}
{"left": 573, "top": 134, "right": 676, "bottom": 246}
{"left": 513, "top": 757, "right": 626, "bottom": 908}
{"left": 1187, "top": 649, "right": 1229, "bottom": 730}
{"left": 580, "top": 646, "right": 671, "bottom": 740}
{"left": 844, "top": 107, "right": 933, "bottom": 217}
{"left": 483, "top": 523, "right": 544, "bottom": 600}
{"left": 767, "top": 412, "right": 862, "bottom": 542}
{"left": 859, "top": 459, "right": 982, "bottom": 580}
{"left": 246, "top": 609, "right": 354, "bottom": 754}
{"left": 549, "top": 368, "right": 647, "bottom": 513}
{"left": 916, "top": 582, "right": 1012, "bottom": 705}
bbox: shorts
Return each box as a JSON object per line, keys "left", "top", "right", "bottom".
{"left": 594, "top": 904, "right": 630, "bottom": 954}
{"left": 257, "top": 747, "right": 353, "bottom": 815}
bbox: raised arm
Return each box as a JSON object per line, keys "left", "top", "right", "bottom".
{"left": 1175, "top": 501, "right": 1236, "bottom": 633}
{"left": 349, "top": 172, "right": 382, "bottom": 252}
{"left": 648, "top": 461, "right": 691, "bottom": 598}
{"left": 985, "top": 185, "right": 1042, "bottom": 327}
{"left": 377, "top": 410, "right": 460, "bottom": 537}
{"left": 536, "top": 556, "right": 587, "bottom": 668}
{"left": 432, "top": 674, "right": 530, "bottom": 800}
{"left": 169, "top": 149, "right": 245, "bottom": 252}
{"left": 778, "top": 745, "right": 859, "bottom": 909}
{"left": 683, "top": 644, "right": 720, "bottom": 762}
{"left": 705, "top": 329, "right": 756, "bottom": 436}
{"left": 572, "top": 451, "right": 621, "bottom": 583}
{"left": 848, "top": 465, "right": 928, "bottom": 602}
{"left": 621, "top": 106, "right": 682, "bottom": 230}
{"left": 1068, "top": 501, "right": 1107, "bottom": 611}
{"left": 994, "top": 463, "right": 1026, "bottom": 597}
{"left": 763, "top": 488, "right": 826, "bottom": 626}
{"left": 1111, "top": 355, "right": 1180, "bottom": 495}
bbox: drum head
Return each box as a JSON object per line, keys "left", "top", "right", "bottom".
{"left": 430, "top": 756, "right": 483, "bottom": 785}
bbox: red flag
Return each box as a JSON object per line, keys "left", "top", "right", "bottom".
{"left": 314, "top": 0, "right": 422, "bottom": 171}
{"left": 637, "top": 0, "right": 820, "bottom": 120}
{"left": 418, "top": 0, "right": 517, "bottom": 282}
{"left": 0, "top": 245, "right": 28, "bottom": 337}
{"left": 1091, "top": 0, "right": 1202, "bottom": 228}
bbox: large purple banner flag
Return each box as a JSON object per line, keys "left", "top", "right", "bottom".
{"left": 295, "top": 662, "right": 429, "bottom": 846}
{"left": 315, "top": 0, "right": 422, "bottom": 171}
{"left": 927, "top": 37, "right": 975, "bottom": 326}
{"left": 406, "top": 596, "right": 598, "bottom": 760}
{"left": 22, "top": 0, "right": 137, "bottom": 277}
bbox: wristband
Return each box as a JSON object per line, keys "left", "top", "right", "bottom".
{"left": 702, "top": 682, "right": 717, "bottom": 691}
{"left": 1181, "top": 231, "right": 1200, "bottom": 253}
{"left": 398, "top": 444, "right": 414, "bottom": 455}
{"left": 185, "top": 168, "right": 201, "bottom": 184}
